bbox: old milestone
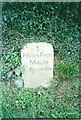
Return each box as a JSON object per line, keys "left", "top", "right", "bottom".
{"left": 21, "top": 42, "right": 54, "bottom": 88}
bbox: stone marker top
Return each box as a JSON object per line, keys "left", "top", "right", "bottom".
{"left": 22, "top": 42, "right": 53, "bottom": 53}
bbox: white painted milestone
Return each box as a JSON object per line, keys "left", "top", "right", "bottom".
{"left": 21, "top": 42, "right": 54, "bottom": 88}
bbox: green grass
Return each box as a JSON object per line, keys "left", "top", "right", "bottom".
{"left": 57, "top": 59, "right": 79, "bottom": 79}
{"left": 1, "top": 80, "right": 80, "bottom": 118}
{"left": 1, "top": 2, "right": 80, "bottom": 118}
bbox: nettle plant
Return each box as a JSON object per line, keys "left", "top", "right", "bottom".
{"left": 57, "top": 59, "right": 79, "bottom": 79}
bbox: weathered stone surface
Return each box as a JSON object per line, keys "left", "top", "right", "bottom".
{"left": 21, "top": 42, "right": 54, "bottom": 88}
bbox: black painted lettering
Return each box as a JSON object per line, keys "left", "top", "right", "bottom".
{"left": 30, "top": 60, "right": 36, "bottom": 64}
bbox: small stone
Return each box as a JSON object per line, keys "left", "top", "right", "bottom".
{"left": 15, "top": 68, "right": 20, "bottom": 76}
{"left": 14, "top": 79, "right": 23, "bottom": 88}
{"left": 8, "top": 71, "right": 13, "bottom": 78}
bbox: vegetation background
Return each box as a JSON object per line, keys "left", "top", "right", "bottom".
{"left": 1, "top": 2, "right": 81, "bottom": 118}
